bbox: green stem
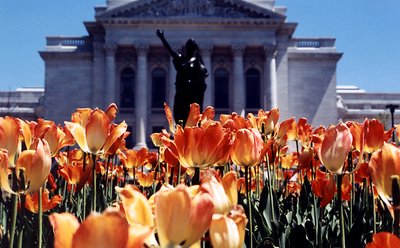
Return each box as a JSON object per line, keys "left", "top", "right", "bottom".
{"left": 9, "top": 168, "right": 19, "bottom": 248}
{"left": 9, "top": 193, "right": 18, "bottom": 248}
{"left": 38, "top": 187, "right": 43, "bottom": 248}
{"left": 245, "top": 167, "right": 253, "bottom": 248}
{"left": 92, "top": 154, "right": 97, "bottom": 212}
{"left": 337, "top": 174, "right": 346, "bottom": 248}
{"left": 17, "top": 227, "right": 24, "bottom": 248}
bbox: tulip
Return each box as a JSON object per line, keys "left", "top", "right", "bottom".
{"left": 200, "top": 173, "right": 232, "bottom": 214}
{"left": 162, "top": 121, "right": 232, "bottom": 169}
{"left": 119, "top": 147, "right": 149, "bottom": 169}
{"left": 363, "top": 119, "right": 385, "bottom": 154}
{"left": 318, "top": 123, "right": 352, "bottom": 174}
{"left": 49, "top": 209, "right": 152, "bottom": 248}
{"left": 311, "top": 174, "right": 336, "bottom": 207}
{"left": 15, "top": 139, "right": 52, "bottom": 194}
{"left": 155, "top": 185, "right": 214, "bottom": 247}
{"left": 369, "top": 142, "right": 400, "bottom": 203}
{"left": 0, "top": 116, "right": 21, "bottom": 164}
{"left": 116, "top": 185, "right": 154, "bottom": 227}
{"left": 210, "top": 206, "right": 247, "bottom": 248}
{"left": 65, "top": 104, "right": 127, "bottom": 155}
{"left": 221, "top": 171, "right": 238, "bottom": 206}
{"left": 25, "top": 189, "right": 62, "bottom": 213}
{"left": 230, "top": 128, "right": 264, "bottom": 167}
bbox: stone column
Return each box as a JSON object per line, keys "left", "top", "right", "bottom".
{"left": 135, "top": 43, "right": 149, "bottom": 148}
{"left": 264, "top": 45, "right": 278, "bottom": 109}
{"left": 92, "top": 41, "right": 105, "bottom": 108}
{"left": 232, "top": 44, "right": 245, "bottom": 116}
{"left": 104, "top": 42, "right": 117, "bottom": 107}
{"left": 202, "top": 43, "right": 213, "bottom": 108}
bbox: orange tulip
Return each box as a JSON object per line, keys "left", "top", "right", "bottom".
{"left": 49, "top": 209, "right": 152, "bottom": 248}
{"left": 201, "top": 173, "right": 232, "bottom": 214}
{"left": 396, "top": 124, "right": 400, "bottom": 141}
{"left": 25, "top": 189, "right": 62, "bottom": 213}
{"left": 57, "top": 149, "right": 92, "bottom": 188}
{"left": 311, "top": 174, "right": 336, "bottom": 207}
{"left": 150, "top": 129, "right": 170, "bottom": 147}
{"left": 136, "top": 171, "right": 155, "bottom": 187}
{"left": 0, "top": 116, "right": 21, "bottom": 164}
{"left": 116, "top": 185, "right": 154, "bottom": 227}
{"left": 15, "top": 139, "right": 51, "bottom": 194}
{"left": 155, "top": 185, "right": 214, "bottom": 247}
{"left": 346, "top": 121, "right": 364, "bottom": 152}
{"left": 210, "top": 206, "right": 248, "bottom": 248}
{"left": 363, "top": 119, "right": 385, "bottom": 154}
{"left": 365, "top": 232, "right": 400, "bottom": 248}
{"left": 119, "top": 147, "right": 149, "bottom": 169}
{"left": 318, "top": 123, "right": 352, "bottom": 174}
{"left": 65, "top": 104, "right": 127, "bottom": 155}
{"left": 230, "top": 128, "right": 264, "bottom": 167}
{"left": 220, "top": 113, "right": 247, "bottom": 131}
{"left": 162, "top": 121, "right": 232, "bottom": 168}
{"left": 369, "top": 142, "right": 400, "bottom": 204}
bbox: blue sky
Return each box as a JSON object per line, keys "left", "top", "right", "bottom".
{"left": 0, "top": 0, "right": 399, "bottom": 93}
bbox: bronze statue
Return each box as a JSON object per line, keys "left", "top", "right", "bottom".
{"left": 156, "top": 29, "right": 208, "bottom": 126}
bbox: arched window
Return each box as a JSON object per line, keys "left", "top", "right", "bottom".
{"left": 245, "top": 68, "right": 261, "bottom": 109}
{"left": 151, "top": 68, "right": 167, "bottom": 109}
{"left": 120, "top": 68, "right": 135, "bottom": 108}
{"left": 214, "top": 68, "right": 230, "bottom": 109}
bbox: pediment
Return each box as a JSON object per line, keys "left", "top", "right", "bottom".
{"left": 98, "top": 0, "right": 285, "bottom": 20}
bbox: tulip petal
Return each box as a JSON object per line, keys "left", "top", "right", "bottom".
{"left": 49, "top": 213, "right": 80, "bottom": 248}
{"left": 116, "top": 185, "right": 154, "bottom": 227}
{"left": 65, "top": 122, "right": 90, "bottom": 153}
{"left": 72, "top": 210, "right": 129, "bottom": 248}
{"left": 155, "top": 186, "right": 191, "bottom": 247}
{"left": 85, "top": 109, "right": 109, "bottom": 154}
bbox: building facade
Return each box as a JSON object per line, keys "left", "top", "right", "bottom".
{"left": 40, "top": 0, "right": 342, "bottom": 148}
{"left": 0, "top": 87, "right": 44, "bottom": 120}
{"left": 337, "top": 85, "right": 400, "bottom": 128}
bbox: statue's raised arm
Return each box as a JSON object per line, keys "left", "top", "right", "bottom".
{"left": 156, "top": 30, "right": 178, "bottom": 59}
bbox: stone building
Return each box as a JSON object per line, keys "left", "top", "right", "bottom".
{"left": 0, "top": 87, "right": 44, "bottom": 120}
{"left": 337, "top": 85, "right": 400, "bottom": 128}
{"left": 40, "top": 0, "right": 342, "bottom": 148}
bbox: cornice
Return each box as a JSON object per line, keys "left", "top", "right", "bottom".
{"left": 39, "top": 51, "right": 93, "bottom": 61}
{"left": 98, "top": 18, "right": 284, "bottom": 29}
{"left": 288, "top": 51, "right": 343, "bottom": 61}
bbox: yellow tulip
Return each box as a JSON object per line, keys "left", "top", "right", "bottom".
{"left": 155, "top": 185, "right": 214, "bottom": 247}
{"left": 210, "top": 206, "right": 247, "bottom": 248}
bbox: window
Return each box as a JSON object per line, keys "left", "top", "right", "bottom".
{"left": 214, "top": 68, "right": 230, "bottom": 109}
{"left": 151, "top": 68, "right": 167, "bottom": 109}
{"left": 245, "top": 68, "right": 261, "bottom": 109}
{"left": 120, "top": 68, "right": 135, "bottom": 108}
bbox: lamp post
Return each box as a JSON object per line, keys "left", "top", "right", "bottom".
{"left": 385, "top": 104, "right": 399, "bottom": 142}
